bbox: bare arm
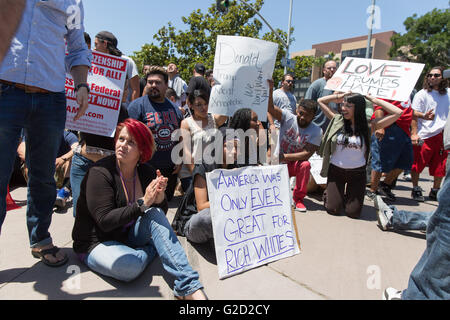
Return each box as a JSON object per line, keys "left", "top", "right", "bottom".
{"left": 267, "top": 79, "right": 282, "bottom": 121}
{"left": 281, "top": 143, "right": 319, "bottom": 162}
{"left": 317, "top": 93, "right": 344, "bottom": 120}
{"left": 180, "top": 120, "right": 194, "bottom": 173}
{"left": 70, "top": 65, "right": 90, "bottom": 121}
{"left": 194, "top": 174, "right": 209, "bottom": 211}
{"left": 0, "top": 0, "right": 25, "bottom": 63}
{"left": 411, "top": 116, "right": 420, "bottom": 145}
{"left": 129, "top": 75, "right": 140, "bottom": 101}
{"left": 214, "top": 114, "right": 228, "bottom": 127}
{"left": 366, "top": 96, "right": 402, "bottom": 131}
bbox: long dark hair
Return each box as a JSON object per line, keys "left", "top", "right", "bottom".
{"left": 342, "top": 94, "right": 370, "bottom": 159}
{"left": 423, "top": 66, "right": 448, "bottom": 95}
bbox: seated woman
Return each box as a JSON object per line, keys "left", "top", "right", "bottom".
{"left": 72, "top": 118, "right": 206, "bottom": 300}
{"left": 317, "top": 92, "right": 402, "bottom": 219}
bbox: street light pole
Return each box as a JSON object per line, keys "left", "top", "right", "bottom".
{"left": 365, "top": 0, "right": 376, "bottom": 58}
{"left": 284, "top": 0, "right": 293, "bottom": 74}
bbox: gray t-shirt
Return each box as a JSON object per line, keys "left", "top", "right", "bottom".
{"left": 273, "top": 88, "right": 297, "bottom": 128}
{"left": 274, "top": 109, "right": 323, "bottom": 158}
{"left": 305, "top": 77, "right": 336, "bottom": 132}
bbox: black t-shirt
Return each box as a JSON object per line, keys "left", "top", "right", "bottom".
{"left": 171, "top": 162, "right": 219, "bottom": 236}
{"left": 186, "top": 76, "right": 211, "bottom": 96}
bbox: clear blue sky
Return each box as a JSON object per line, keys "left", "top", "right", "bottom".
{"left": 82, "top": 0, "right": 448, "bottom": 57}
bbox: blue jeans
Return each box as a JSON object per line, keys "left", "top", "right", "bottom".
{"left": 0, "top": 84, "right": 66, "bottom": 247}
{"left": 84, "top": 207, "right": 203, "bottom": 296}
{"left": 402, "top": 170, "right": 450, "bottom": 299}
{"left": 70, "top": 153, "right": 95, "bottom": 217}
{"left": 392, "top": 208, "right": 432, "bottom": 231}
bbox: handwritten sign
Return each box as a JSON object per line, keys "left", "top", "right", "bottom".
{"left": 209, "top": 35, "right": 278, "bottom": 122}
{"left": 309, "top": 153, "right": 327, "bottom": 185}
{"left": 65, "top": 51, "right": 127, "bottom": 137}
{"left": 325, "top": 57, "right": 424, "bottom": 102}
{"left": 206, "top": 165, "right": 300, "bottom": 279}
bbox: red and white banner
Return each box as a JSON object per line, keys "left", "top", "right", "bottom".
{"left": 65, "top": 51, "right": 127, "bottom": 137}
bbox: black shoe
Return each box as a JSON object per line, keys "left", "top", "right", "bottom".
{"left": 412, "top": 186, "right": 425, "bottom": 202}
{"left": 378, "top": 182, "right": 396, "bottom": 202}
{"left": 365, "top": 189, "right": 378, "bottom": 202}
{"left": 429, "top": 188, "right": 439, "bottom": 201}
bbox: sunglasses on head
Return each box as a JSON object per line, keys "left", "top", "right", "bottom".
{"left": 427, "top": 73, "right": 441, "bottom": 78}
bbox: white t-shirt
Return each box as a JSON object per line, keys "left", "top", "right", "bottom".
{"left": 274, "top": 109, "right": 322, "bottom": 158}
{"left": 412, "top": 88, "right": 450, "bottom": 140}
{"left": 330, "top": 134, "right": 366, "bottom": 169}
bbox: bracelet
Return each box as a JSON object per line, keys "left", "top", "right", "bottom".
{"left": 74, "top": 83, "right": 90, "bottom": 93}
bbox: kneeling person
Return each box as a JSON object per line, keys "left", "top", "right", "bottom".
{"left": 267, "top": 80, "right": 322, "bottom": 212}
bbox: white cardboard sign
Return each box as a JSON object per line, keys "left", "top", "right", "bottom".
{"left": 209, "top": 35, "right": 279, "bottom": 122}
{"left": 206, "top": 164, "right": 300, "bottom": 279}
{"left": 325, "top": 57, "right": 424, "bottom": 102}
{"left": 65, "top": 51, "right": 127, "bottom": 137}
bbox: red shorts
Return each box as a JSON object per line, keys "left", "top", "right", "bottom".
{"left": 412, "top": 132, "right": 448, "bottom": 177}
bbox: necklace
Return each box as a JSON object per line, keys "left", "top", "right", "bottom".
{"left": 117, "top": 165, "right": 137, "bottom": 205}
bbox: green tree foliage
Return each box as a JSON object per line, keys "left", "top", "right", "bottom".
{"left": 389, "top": 8, "right": 449, "bottom": 82}
{"left": 131, "top": 0, "right": 319, "bottom": 85}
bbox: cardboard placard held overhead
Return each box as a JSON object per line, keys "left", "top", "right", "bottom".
{"left": 209, "top": 35, "right": 279, "bottom": 122}
{"left": 206, "top": 164, "right": 301, "bottom": 279}
{"left": 325, "top": 57, "right": 424, "bottom": 102}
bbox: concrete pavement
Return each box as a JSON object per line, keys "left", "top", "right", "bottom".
{"left": 0, "top": 174, "right": 437, "bottom": 300}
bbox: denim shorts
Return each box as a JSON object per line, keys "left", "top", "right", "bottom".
{"left": 371, "top": 123, "right": 413, "bottom": 173}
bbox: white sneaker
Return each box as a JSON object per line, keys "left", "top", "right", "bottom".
{"left": 375, "top": 196, "right": 393, "bottom": 231}
{"left": 382, "top": 287, "right": 402, "bottom": 300}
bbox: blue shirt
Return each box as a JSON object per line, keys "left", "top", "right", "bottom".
{"left": 128, "top": 96, "right": 183, "bottom": 170}
{"left": 0, "top": 0, "right": 92, "bottom": 92}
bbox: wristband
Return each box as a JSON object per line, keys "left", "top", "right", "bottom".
{"left": 74, "top": 83, "right": 90, "bottom": 93}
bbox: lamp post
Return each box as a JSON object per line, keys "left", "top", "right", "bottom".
{"left": 366, "top": 0, "right": 376, "bottom": 58}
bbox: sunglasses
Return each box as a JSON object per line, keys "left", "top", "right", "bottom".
{"left": 285, "top": 80, "right": 294, "bottom": 83}
{"left": 427, "top": 73, "right": 442, "bottom": 78}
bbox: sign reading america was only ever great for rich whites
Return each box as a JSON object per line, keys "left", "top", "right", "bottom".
{"left": 206, "top": 164, "right": 301, "bottom": 279}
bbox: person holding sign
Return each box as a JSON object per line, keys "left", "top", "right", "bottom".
{"left": 171, "top": 128, "right": 240, "bottom": 244}
{"left": 72, "top": 119, "right": 206, "bottom": 300}
{"left": 318, "top": 92, "right": 402, "bottom": 218}
{"left": 267, "top": 80, "right": 322, "bottom": 212}
{"left": 0, "top": 0, "right": 92, "bottom": 267}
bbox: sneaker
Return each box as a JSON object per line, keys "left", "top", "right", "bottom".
{"left": 411, "top": 186, "right": 425, "bottom": 202}
{"left": 382, "top": 287, "right": 402, "bottom": 300}
{"left": 428, "top": 188, "right": 439, "bottom": 201}
{"left": 294, "top": 201, "right": 307, "bottom": 213}
{"left": 378, "top": 181, "right": 396, "bottom": 202}
{"left": 365, "top": 189, "right": 378, "bottom": 202}
{"left": 403, "top": 173, "right": 412, "bottom": 181}
{"left": 374, "top": 196, "right": 393, "bottom": 231}
{"left": 55, "top": 187, "right": 70, "bottom": 209}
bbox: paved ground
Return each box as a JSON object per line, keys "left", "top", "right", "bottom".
{"left": 0, "top": 173, "right": 438, "bottom": 300}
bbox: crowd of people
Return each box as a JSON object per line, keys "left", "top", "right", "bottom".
{"left": 1, "top": 0, "right": 449, "bottom": 300}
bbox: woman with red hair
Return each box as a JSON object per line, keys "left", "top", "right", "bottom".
{"left": 72, "top": 118, "right": 207, "bottom": 299}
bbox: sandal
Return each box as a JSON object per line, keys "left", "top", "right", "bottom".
{"left": 31, "top": 246, "right": 68, "bottom": 267}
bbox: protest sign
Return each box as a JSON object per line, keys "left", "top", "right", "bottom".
{"left": 65, "top": 51, "right": 127, "bottom": 137}
{"left": 209, "top": 35, "right": 278, "bottom": 122}
{"left": 325, "top": 57, "right": 424, "bottom": 102}
{"left": 206, "top": 164, "right": 301, "bottom": 279}
{"left": 309, "top": 153, "right": 327, "bottom": 185}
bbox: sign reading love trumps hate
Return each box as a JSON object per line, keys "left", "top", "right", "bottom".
{"left": 325, "top": 57, "right": 424, "bottom": 102}
{"left": 209, "top": 35, "right": 278, "bottom": 122}
{"left": 65, "top": 51, "right": 127, "bottom": 137}
{"left": 206, "top": 165, "right": 300, "bottom": 279}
